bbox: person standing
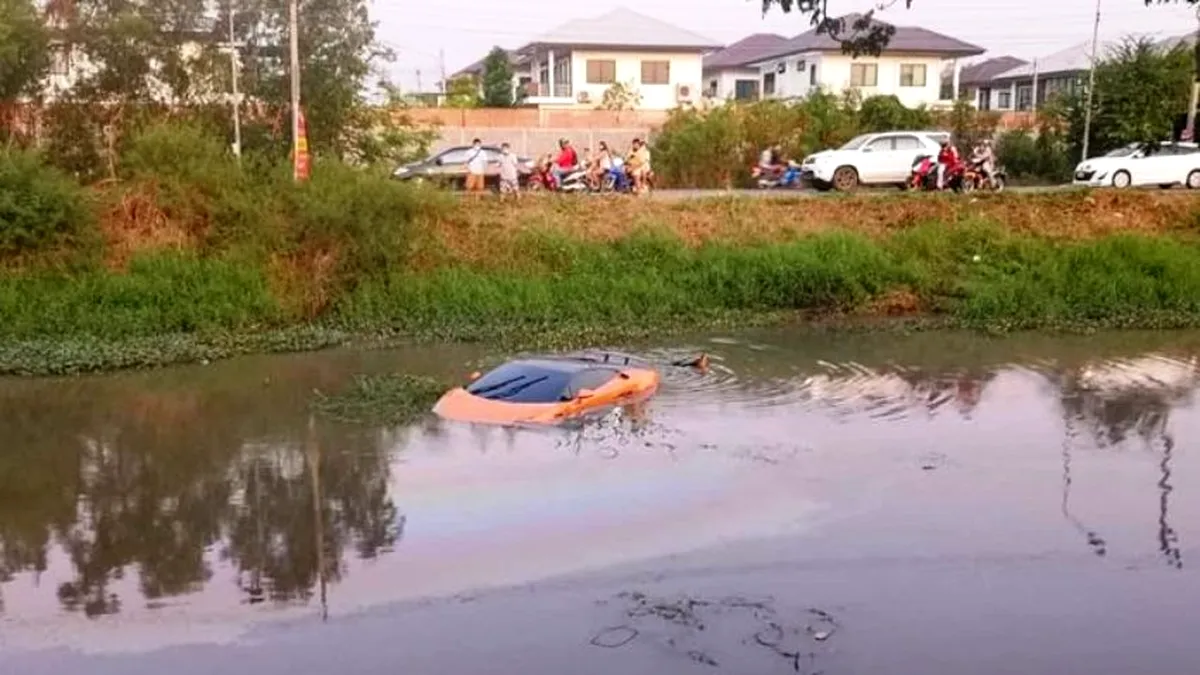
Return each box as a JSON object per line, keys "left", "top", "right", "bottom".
{"left": 497, "top": 142, "right": 520, "bottom": 200}
{"left": 464, "top": 138, "right": 487, "bottom": 194}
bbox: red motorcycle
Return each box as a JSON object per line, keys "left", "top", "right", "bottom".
{"left": 908, "top": 154, "right": 966, "bottom": 192}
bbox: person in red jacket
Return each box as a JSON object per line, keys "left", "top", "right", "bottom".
{"left": 936, "top": 140, "right": 961, "bottom": 190}
{"left": 551, "top": 138, "right": 579, "bottom": 187}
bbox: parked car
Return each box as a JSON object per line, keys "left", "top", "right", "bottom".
{"left": 800, "top": 131, "right": 951, "bottom": 192}
{"left": 392, "top": 145, "right": 535, "bottom": 189}
{"left": 1072, "top": 141, "right": 1200, "bottom": 189}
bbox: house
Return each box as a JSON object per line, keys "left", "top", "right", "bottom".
{"left": 984, "top": 33, "right": 1193, "bottom": 111}
{"left": 943, "top": 56, "right": 1026, "bottom": 110}
{"left": 451, "top": 8, "right": 722, "bottom": 110}
{"left": 701, "top": 33, "right": 789, "bottom": 101}
{"left": 744, "top": 13, "right": 985, "bottom": 108}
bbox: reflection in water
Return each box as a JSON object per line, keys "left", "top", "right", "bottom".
{"left": 1054, "top": 355, "right": 1196, "bottom": 569}
{"left": 0, "top": 337, "right": 1198, "bottom": 628}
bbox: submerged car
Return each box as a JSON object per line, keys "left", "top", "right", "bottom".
{"left": 1073, "top": 141, "right": 1200, "bottom": 189}
{"left": 432, "top": 355, "right": 661, "bottom": 425}
{"left": 392, "top": 145, "right": 535, "bottom": 189}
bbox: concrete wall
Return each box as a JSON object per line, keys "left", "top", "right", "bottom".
{"left": 405, "top": 108, "right": 669, "bottom": 129}
{"left": 431, "top": 126, "right": 651, "bottom": 158}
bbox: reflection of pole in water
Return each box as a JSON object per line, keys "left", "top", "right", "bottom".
{"left": 307, "top": 415, "right": 328, "bottom": 621}
{"left": 1061, "top": 409, "right": 1107, "bottom": 557}
{"left": 1155, "top": 430, "right": 1183, "bottom": 569}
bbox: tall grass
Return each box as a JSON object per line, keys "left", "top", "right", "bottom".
{"left": 0, "top": 252, "right": 279, "bottom": 340}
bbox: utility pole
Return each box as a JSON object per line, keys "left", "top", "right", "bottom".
{"left": 1081, "top": 0, "right": 1101, "bottom": 162}
{"left": 227, "top": 1, "right": 242, "bottom": 160}
{"left": 1185, "top": 7, "right": 1200, "bottom": 142}
{"left": 439, "top": 48, "right": 447, "bottom": 93}
{"left": 1030, "top": 58, "right": 1039, "bottom": 115}
{"left": 289, "top": 0, "right": 301, "bottom": 179}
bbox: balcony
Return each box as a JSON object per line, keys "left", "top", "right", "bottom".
{"left": 523, "top": 82, "right": 573, "bottom": 102}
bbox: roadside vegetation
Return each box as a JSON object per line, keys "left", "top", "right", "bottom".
{"left": 3, "top": 123, "right": 1200, "bottom": 376}
{"left": 4, "top": 1, "right": 1200, "bottom": 375}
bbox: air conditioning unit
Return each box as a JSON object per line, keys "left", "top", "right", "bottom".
{"left": 676, "top": 83, "right": 696, "bottom": 102}
{"left": 576, "top": 90, "right": 591, "bottom": 103}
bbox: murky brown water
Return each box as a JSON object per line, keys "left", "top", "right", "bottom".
{"left": 3, "top": 329, "right": 1200, "bottom": 674}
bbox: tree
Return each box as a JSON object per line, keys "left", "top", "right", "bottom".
{"left": 480, "top": 46, "right": 515, "bottom": 107}
{"left": 599, "top": 81, "right": 642, "bottom": 122}
{"left": 444, "top": 75, "right": 480, "bottom": 108}
{"left": 1092, "top": 38, "right": 1192, "bottom": 149}
{"left": 0, "top": 0, "right": 49, "bottom": 103}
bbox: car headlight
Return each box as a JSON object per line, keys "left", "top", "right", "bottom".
{"left": 1077, "top": 164, "right": 1090, "bottom": 173}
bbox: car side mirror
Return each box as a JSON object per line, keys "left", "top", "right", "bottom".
{"left": 861, "top": 147, "right": 873, "bottom": 153}
{"left": 435, "top": 157, "right": 444, "bottom": 165}
{"left": 575, "top": 388, "right": 595, "bottom": 400}
{"left": 468, "top": 371, "right": 481, "bottom": 382}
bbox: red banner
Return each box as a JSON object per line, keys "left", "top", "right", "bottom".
{"left": 294, "top": 108, "right": 311, "bottom": 182}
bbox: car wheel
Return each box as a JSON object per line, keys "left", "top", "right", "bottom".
{"left": 1187, "top": 170, "right": 1200, "bottom": 189}
{"left": 1111, "top": 170, "right": 1131, "bottom": 189}
{"left": 832, "top": 166, "right": 859, "bottom": 192}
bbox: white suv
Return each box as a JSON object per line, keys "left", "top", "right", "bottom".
{"left": 801, "top": 131, "right": 951, "bottom": 191}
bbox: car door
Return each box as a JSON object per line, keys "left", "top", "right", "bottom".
{"left": 1130, "top": 144, "right": 1173, "bottom": 185}
{"left": 433, "top": 148, "right": 470, "bottom": 178}
{"left": 888, "top": 134, "right": 927, "bottom": 182}
{"left": 857, "top": 136, "right": 896, "bottom": 183}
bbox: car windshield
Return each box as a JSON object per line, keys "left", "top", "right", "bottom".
{"left": 839, "top": 135, "right": 873, "bottom": 151}
{"left": 1103, "top": 144, "right": 1141, "bottom": 158}
{"left": 466, "top": 360, "right": 578, "bottom": 403}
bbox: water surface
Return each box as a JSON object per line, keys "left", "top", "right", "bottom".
{"left": 3, "top": 329, "right": 1200, "bottom": 673}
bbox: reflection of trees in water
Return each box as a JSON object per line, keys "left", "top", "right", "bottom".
{"left": 802, "top": 366, "right": 996, "bottom": 420}
{"left": 1054, "top": 357, "right": 1193, "bottom": 569}
{"left": 0, "top": 381, "right": 405, "bottom": 617}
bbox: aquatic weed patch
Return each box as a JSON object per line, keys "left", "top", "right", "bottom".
{"left": 311, "top": 374, "right": 446, "bottom": 426}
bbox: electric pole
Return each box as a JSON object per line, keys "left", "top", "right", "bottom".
{"left": 1185, "top": 7, "right": 1200, "bottom": 142}
{"left": 1080, "top": 0, "right": 1101, "bottom": 162}
{"left": 289, "top": 0, "right": 301, "bottom": 179}
{"left": 227, "top": 1, "right": 242, "bottom": 160}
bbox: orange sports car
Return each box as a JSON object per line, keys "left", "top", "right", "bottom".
{"left": 432, "top": 355, "right": 662, "bottom": 425}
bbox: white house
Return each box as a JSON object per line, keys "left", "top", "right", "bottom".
{"left": 745, "top": 14, "right": 985, "bottom": 108}
{"left": 983, "top": 33, "right": 1194, "bottom": 111}
{"left": 701, "top": 33, "right": 789, "bottom": 101}
{"left": 450, "top": 8, "right": 721, "bottom": 110}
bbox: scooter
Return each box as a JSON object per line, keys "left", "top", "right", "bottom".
{"left": 752, "top": 161, "right": 802, "bottom": 189}
{"left": 908, "top": 155, "right": 967, "bottom": 192}
{"left": 961, "top": 162, "right": 1007, "bottom": 192}
{"left": 598, "top": 158, "right": 634, "bottom": 193}
{"left": 528, "top": 163, "right": 590, "bottom": 193}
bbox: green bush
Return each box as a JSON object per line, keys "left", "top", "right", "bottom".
{"left": 0, "top": 149, "right": 93, "bottom": 256}
{"left": 0, "top": 251, "right": 280, "bottom": 339}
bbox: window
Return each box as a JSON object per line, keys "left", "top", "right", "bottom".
{"left": 850, "top": 63, "right": 878, "bottom": 87}
{"left": 997, "top": 90, "right": 1012, "bottom": 109}
{"left": 734, "top": 79, "right": 760, "bottom": 101}
{"left": 436, "top": 148, "right": 471, "bottom": 164}
{"left": 899, "top": 63, "right": 926, "bottom": 87}
{"left": 640, "top": 60, "right": 670, "bottom": 85}
{"left": 892, "top": 135, "right": 922, "bottom": 151}
{"left": 50, "top": 46, "right": 71, "bottom": 76}
{"left": 466, "top": 360, "right": 576, "bottom": 403}
{"left": 1015, "top": 84, "right": 1033, "bottom": 111}
{"left": 865, "top": 137, "right": 894, "bottom": 152}
{"left": 795, "top": 59, "right": 806, "bottom": 72}
{"left": 707, "top": 79, "right": 718, "bottom": 97}
{"left": 586, "top": 59, "right": 616, "bottom": 84}
{"left": 809, "top": 64, "right": 818, "bottom": 86}
{"left": 566, "top": 369, "right": 618, "bottom": 398}
{"left": 977, "top": 87, "right": 991, "bottom": 111}
{"left": 763, "top": 72, "right": 776, "bottom": 96}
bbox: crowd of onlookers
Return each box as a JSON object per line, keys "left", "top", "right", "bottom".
{"left": 459, "top": 136, "right": 652, "bottom": 198}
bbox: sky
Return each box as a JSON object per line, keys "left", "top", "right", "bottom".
{"left": 381, "top": 0, "right": 1200, "bottom": 92}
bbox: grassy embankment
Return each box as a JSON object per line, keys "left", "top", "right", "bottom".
{"left": 4, "top": 131, "right": 1200, "bottom": 375}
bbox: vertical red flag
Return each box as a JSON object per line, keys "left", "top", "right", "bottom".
{"left": 294, "top": 108, "right": 311, "bottom": 182}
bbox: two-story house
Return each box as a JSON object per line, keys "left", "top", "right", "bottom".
{"left": 450, "top": 8, "right": 721, "bottom": 110}
{"left": 744, "top": 14, "right": 985, "bottom": 108}
{"left": 701, "top": 33, "right": 789, "bottom": 101}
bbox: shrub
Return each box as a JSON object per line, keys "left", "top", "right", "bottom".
{"left": 0, "top": 148, "right": 93, "bottom": 257}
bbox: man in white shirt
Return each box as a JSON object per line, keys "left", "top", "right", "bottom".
{"left": 464, "top": 138, "right": 487, "bottom": 193}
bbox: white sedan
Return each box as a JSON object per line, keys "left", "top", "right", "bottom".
{"left": 1073, "top": 141, "right": 1200, "bottom": 189}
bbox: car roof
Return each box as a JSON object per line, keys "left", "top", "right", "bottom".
{"left": 494, "top": 357, "right": 619, "bottom": 374}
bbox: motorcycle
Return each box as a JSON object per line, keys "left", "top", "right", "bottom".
{"left": 598, "top": 157, "right": 635, "bottom": 193}
{"left": 752, "top": 161, "right": 802, "bottom": 189}
{"left": 961, "top": 162, "right": 1007, "bottom": 192}
{"left": 528, "top": 163, "right": 590, "bottom": 193}
{"left": 908, "top": 154, "right": 967, "bottom": 193}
